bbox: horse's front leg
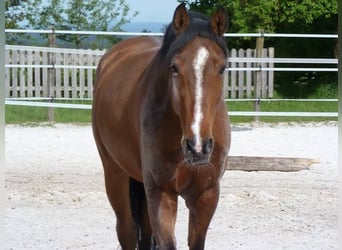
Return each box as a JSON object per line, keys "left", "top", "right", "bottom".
{"left": 145, "top": 184, "right": 178, "bottom": 250}
{"left": 186, "top": 185, "right": 220, "bottom": 250}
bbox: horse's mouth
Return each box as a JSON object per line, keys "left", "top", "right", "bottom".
{"left": 181, "top": 137, "right": 214, "bottom": 166}
{"left": 183, "top": 151, "right": 211, "bottom": 166}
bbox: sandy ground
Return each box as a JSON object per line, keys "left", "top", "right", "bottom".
{"left": 4, "top": 122, "right": 338, "bottom": 250}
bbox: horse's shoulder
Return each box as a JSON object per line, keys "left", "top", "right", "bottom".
{"left": 97, "top": 37, "right": 161, "bottom": 75}
{"left": 120, "top": 36, "right": 162, "bottom": 51}
{"left": 108, "top": 37, "right": 161, "bottom": 57}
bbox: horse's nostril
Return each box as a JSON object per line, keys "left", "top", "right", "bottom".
{"left": 184, "top": 137, "right": 214, "bottom": 155}
{"left": 185, "top": 138, "right": 196, "bottom": 153}
{"left": 182, "top": 137, "right": 214, "bottom": 165}
{"left": 203, "top": 138, "right": 214, "bottom": 154}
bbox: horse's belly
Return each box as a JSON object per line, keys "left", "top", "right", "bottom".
{"left": 93, "top": 37, "right": 161, "bottom": 181}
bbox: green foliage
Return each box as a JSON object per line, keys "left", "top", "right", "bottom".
{"left": 5, "top": 0, "right": 138, "bottom": 48}
{"left": 180, "top": 0, "right": 338, "bottom": 97}
{"left": 5, "top": 84, "right": 337, "bottom": 124}
{"left": 5, "top": 0, "right": 29, "bottom": 42}
{"left": 6, "top": 96, "right": 337, "bottom": 124}
{"left": 181, "top": 0, "right": 337, "bottom": 45}
{"left": 227, "top": 86, "right": 337, "bottom": 123}
{"left": 6, "top": 101, "right": 92, "bottom": 124}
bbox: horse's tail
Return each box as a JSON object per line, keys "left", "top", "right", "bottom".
{"left": 129, "top": 177, "right": 146, "bottom": 247}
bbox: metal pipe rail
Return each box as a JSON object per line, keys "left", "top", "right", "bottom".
{"left": 5, "top": 99, "right": 338, "bottom": 117}
{"left": 4, "top": 30, "right": 338, "bottom": 118}
{"left": 5, "top": 29, "right": 338, "bottom": 39}
{"left": 5, "top": 64, "right": 338, "bottom": 72}
{"left": 6, "top": 97, "right": 338, "bottom": 102}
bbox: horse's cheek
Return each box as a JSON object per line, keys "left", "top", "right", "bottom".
{"left": 171, "top": 77, "right": 181, "bottom": 115}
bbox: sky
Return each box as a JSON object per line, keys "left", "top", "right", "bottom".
{"left": 126, "top": 0, "right": 180, "bottom": 23}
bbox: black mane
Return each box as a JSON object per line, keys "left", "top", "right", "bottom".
{"left": 159, "top": 11, "right": 228, "bottom": 61}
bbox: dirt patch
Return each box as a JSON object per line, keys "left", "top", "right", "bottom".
{"left": 5, "top": 123, "right": 338, "bottom": 249}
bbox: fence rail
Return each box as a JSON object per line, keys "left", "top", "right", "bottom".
{"left": 226, "top": 48, "right": 274, "bottom": 99}
{"left": 4, "top": 30, "right": 338, "bottom": 119}
{"left": 5, "top": 45, "right": 276, "bottom": 99}
{"left": 5, "top": 45, "right": 104, "bottom": 99}
{"left": 4, "top": 99, "right": 338, "bottom": 118}
{"left": 5, "top": 29, "right": 339, "bottom": 38}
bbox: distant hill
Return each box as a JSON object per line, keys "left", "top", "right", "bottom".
{"left": 122, "top": 22, "right": 169, "bottom": 33}
{"left": 6, "top": 22, "right": 169, "bottom": 49}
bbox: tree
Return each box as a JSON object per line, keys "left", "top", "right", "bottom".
{"left": 5, "top": 0, "right": 137, "bottom": 48}
{"left": 180, "top": 0, "right": 338, "bottom": 97}
{"left": 180, "top": 0, "right": 337, "bottom": 46}
{"left": 5, "top": 0, "right": 29, "bottom": 43}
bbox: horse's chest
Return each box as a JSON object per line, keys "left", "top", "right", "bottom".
{"left": 173, "top": 165, "right": 218, "bottom": 196}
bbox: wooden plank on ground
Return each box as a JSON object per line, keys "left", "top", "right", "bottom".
{"left": 226, "top": 156, "right": 320, "bottom": 172}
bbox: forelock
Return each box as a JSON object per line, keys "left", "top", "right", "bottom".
{"left": 159, "top": 11, "right": 228, "bottom": 61}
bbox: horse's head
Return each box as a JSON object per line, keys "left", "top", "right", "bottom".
{"left": 164, "top": 4, "right": 228, "bottom": 166}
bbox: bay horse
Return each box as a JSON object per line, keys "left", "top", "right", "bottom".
{"left": 92, "top": 4, "right": 231, "bottom": 250}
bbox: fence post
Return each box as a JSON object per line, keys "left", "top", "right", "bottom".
{"left": 48, "top": 27, "right": 56, "bottom": 122}
{"left": 254, "top": 30, "right": 264, "bottom": 122}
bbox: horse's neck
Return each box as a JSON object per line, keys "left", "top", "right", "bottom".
{"left": 140, "top": 61, "right": 179, "bottom": 135}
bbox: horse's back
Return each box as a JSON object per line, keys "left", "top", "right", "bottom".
{"left": 93, "top": 37, "right": 161, "bottom": 180}
{"left": 94, "top": 37, "right": 161, "bottom": 106}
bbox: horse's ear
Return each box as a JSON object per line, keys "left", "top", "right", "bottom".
{"left": 211, "top": 6, "right": 228, "bottom": 36}
{"left": 172, "top": 3, "right": 189, "bottom": 35}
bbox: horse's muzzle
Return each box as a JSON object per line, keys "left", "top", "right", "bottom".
{"left": 182, "top": 137, "right": 214, "bottom": 166}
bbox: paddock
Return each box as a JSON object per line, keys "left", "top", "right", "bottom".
{"left": 4, "top": 122, "right": 338, "bottom": 249}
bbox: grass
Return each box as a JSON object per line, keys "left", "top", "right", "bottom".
{"left": 5, "top": 87, "right": 338, "bottom": 124}
{"left": 227, "top": 98, "right": 338, "bottom": 123}
{"left": 5, "top": 100, "right": 92, "bottom": 124}
{"left": 227, "top": 83, "right": 338, "bottom": 123}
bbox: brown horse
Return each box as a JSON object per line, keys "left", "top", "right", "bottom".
{"left": 92, "top": 4, "right": 231, "bottom": 250}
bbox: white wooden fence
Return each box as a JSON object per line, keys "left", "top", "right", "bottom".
{"left": 5, "top": 45, "right": 274, "bottom": 99}
{"left": 5, "top": 45, "right": 104, "bottom": 99}
{"left": 226, "top": 48, "right": 274, "bottom": 98}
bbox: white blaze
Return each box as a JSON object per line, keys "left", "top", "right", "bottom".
{"left": 191, "top": 46, "right": 209, "bottom": 152}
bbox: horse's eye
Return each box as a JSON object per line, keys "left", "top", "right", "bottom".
{"left": 219, "top": 65, "right": 227, "bottom": 75}
{"left": 169, "top": 62, "right": 179, "bottom": 75}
